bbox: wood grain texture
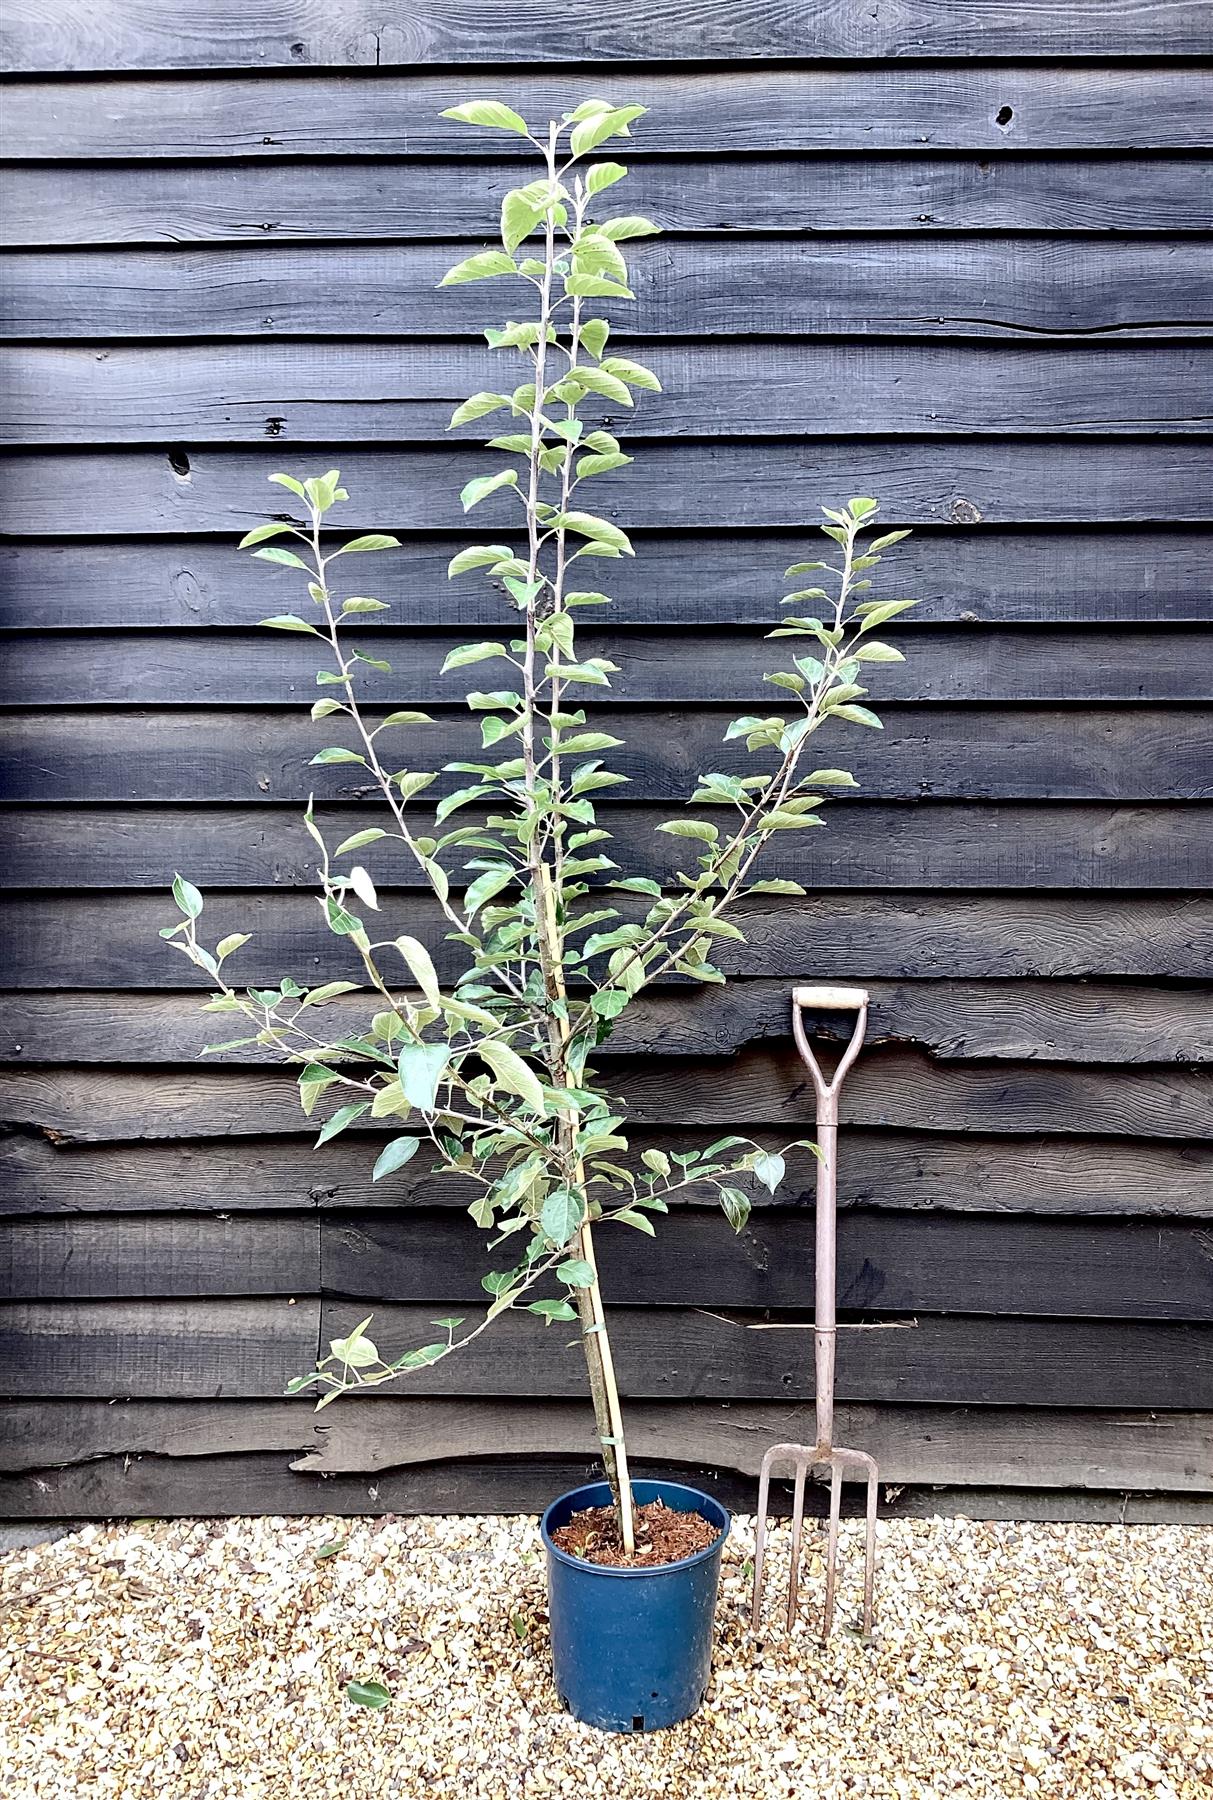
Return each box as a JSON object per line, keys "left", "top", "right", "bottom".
{"left": 4, "top": 1, "right": 1210, "bottom": 71}
{"left": 2, "top": 1398, "right": 1208, "bottom": 1491}
{"left": 9, "top": 69, "right": 1213, "bottom": 157}
{"left": 8, "top": 445, "right": 1213, "bottom": 538}
{"left": 11, "top": 341, "right": 1213, "bottom": 444}
{"left": 6, "top": 629, "right": 1209, "bottom": 708}
{"left": 7, "top": 239, "right": 1211, "bottom": 340}
{"left": 4, "top": 801, "right": 1206, "bottom": 891}
{"left": 4, "top": 1450, "right": 1206, "bottom": 1522}
{"left": 6, "top": 1128, "right": 1208, "bottom": 1219}
{"left": 9, "top": 978, "right": 1210, "bottom": 1067}
{"left": 5, "top": 530, "right": 1210, "bottom": 629}
{"left": 8, "top": 892, "right": 1210, "bottom": 988}
{"left": 7, "top": 706, "right": 1209, "bottom": 803}
{"left": 10, "top": 156, "right": 1213, "bottom": 244}
{"left": 6, "top": 1050, "right": 1210, "bottom": 1143}
{"left": 3, "top": 1296, "right": 1207, "bottom": 1407}
{"left": 7, "top": 1208, "right": 1211, "bottom": 1320}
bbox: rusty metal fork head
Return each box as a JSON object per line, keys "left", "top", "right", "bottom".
{"left": 751, "top": 1441, "right": 878, "bottom": 1639}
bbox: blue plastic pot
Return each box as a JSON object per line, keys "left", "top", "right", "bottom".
{"left": 540, "top": 1478, "right": 729, "bottom": 1733}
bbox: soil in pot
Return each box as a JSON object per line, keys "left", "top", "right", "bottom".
{"left": 551, "top": 1497, "right": 720, "bottom": 1568}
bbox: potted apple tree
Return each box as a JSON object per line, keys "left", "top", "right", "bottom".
{"left": 162, "top": 96, "right": 917, "bottom": 1731}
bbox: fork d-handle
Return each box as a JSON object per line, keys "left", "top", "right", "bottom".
{"left": 791, "top": 987, "right": 869, "bottom": 1453}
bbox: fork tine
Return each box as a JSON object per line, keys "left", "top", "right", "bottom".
{"left": 862, "top": 1462, "right": 878, "bottom": 1636}
{"left": 785, "top": 1456, "right": 808, "bottom": 1632}
{"left": 822, "top": 1462, "right": 843, "bottom": 1640}
{"left": 751, "top": 1447, "right": 775, "bottom": 1631}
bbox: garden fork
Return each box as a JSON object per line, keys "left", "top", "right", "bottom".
{"left": 751, "top": 985, "right": 879, "bottom": 1640}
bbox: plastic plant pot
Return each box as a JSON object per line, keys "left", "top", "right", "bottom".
{"left": 540, "top": 1477, "right": 730, "bottom": 1732}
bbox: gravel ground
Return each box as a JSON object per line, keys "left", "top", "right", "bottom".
{"left": 1, "top": 1511, "right": 1209, "bottom": 1800}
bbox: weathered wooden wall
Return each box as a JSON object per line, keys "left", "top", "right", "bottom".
{"left": 1, "top": 3, "right": 1211, "bottom": 1522}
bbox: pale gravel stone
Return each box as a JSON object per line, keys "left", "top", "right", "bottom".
{"left": 0, "top": 1513, "right": 1209, "bottom": 1800}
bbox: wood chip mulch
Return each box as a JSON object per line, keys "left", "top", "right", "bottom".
{"left": 551, "top": 1497, "right": 719, "bottom": 1566}
{"left": 1, "top": 1513, "right": 1209, "bottom": 1799}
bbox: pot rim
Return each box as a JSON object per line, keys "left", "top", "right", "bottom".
{"left": 540, "top": 1478, "right": 730, "bottom": 1579}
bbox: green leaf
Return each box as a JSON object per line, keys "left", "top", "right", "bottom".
{"left": 578, "top": 319, "right": 610, "bottom": 360}
{"left": 440, "top": 250, "right": 518, "bottom": 286}
{"left": 327, "top": 1317, "right": 376, "bottom": 1368}
{"left": 576, "top": 452, "right": 632, "bottom": 480}
{"left": 478, "top": 1039, "right": 547, "bottom": 1115}
{"left": 602, "top": 355, "right": 662, "bottom": 391}
{"left": 324, "top": 896, "right": 363, "bottom": 936}
{"left": 528, "top": 1298, "right": 577, "bottom": 1324}
{"left": 556, "top": 1258, "right": 596, "bottom": 1288}
{"left": 238, "top": 522, "right": 295, "bottom": 549}
{"left": 831, "top": 703, "right": 884, "bottom": 729}
{"left": 597, "top": 216, "right": 661, "bottom": 242}
{"left": 449, "top": 392, "right": 513, "bottom": 430}
{"left": 571, "top": 366, "right": 633, "bottom": 408}
{"left": 381, "top": 710, "right": 436, "bottom": 728}
{"left": 346, "top": 1680, "right": 392, "bottom": 1710}
{"left": 300, "top": 980, "right": 361, "bottom": 1006}
{"left": 372, "top": 1136, "right": 421, "bottom": 1182}
{"left": 753, "top": 1151, "right": 785, "bottom": 1194}
{"left": 501, "top": 188, "right": 545, "bottom": 254}
{"left": 551, "top": 512, "right": 634, "bottom": 556}
{"left": 447, "top": 543, "right": 513, "bottom": 578}
{"left": 656, "top": 819, "right": 718, "bottom": 843}
{"left": 393, "top": 935, "right": 441, "bottom": 1008}
{"left": 311, "top": 699, "right": 345, "bottom": 721}
{"left": 334, "top": 828, "right": 388, "bottom": 856}
{"left": 315, "top": 1102, "right": 370, "bottom": 1146}
{"left": 341, "top": 597, "right": 390, "bottom": 615}
{"left": 719, "top": 1186, "right": 751, "bottom": 1233}
{"left": 253, "top": 546, "right": 310, "bottom": 570}
{"left": 215, "top": 932, "right": 250, "bottom": 959}
{"left": 747, "top": 879, "right": 807, "bottom": 896}
{"left": 541, "top": 1187, "right": 586, "bottom": 1244}
{"left": 585, "top": 161, "right": 627, "bottom": 195}
{"left": 569, "top": 105, "right": 646, "bottom": 158}
{"left": 441, "top": 641, "right": 509, "bottom": 674}
{"left": 310, "top": 747, "right": 365, "bottom": 765}
{"left": 172, "top": 873, "right": 203, "bottom": 919}
{"left": 314, "top": 1537, "right": 348, "bottom": 1560}
{"left": 397, "top": 1042, "right": 451, "bottom": 1111}
{"left": 614, "top": 1207, "right": 656, "bottom": 1236}
{"left": 641, "top": 1148, "right": 671, "bottom": 1178}
{"left": 460, "top": 470, "right": 519, "bottom": 513}
{"left": 335, "top": 533, "right": 401, "bottom": 555}
{"left": 441, "top": 100, "right": 530, "bottom": 136}
{"left": 852, "top": 640, "right": 906, "bottom": 663}
{"left": 464, "top": 866, "right": 513, "bottom": 916}
{"left": 258, "top": 614, "right": 323, "bottom": 635}
{"left": 268, "top": 473, "right": 307, "bottom": 498}
{"left": 804, "top": 769, "right": 859, "bottom": 787}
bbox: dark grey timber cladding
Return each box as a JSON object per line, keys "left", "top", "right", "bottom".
{"left": 1, "top": 11, "right": 1211, "bottom": 1520}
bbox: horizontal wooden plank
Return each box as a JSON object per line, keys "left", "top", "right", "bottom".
{"left": 0, "top": 1298, "right": 319, "bottom": 1397}
{"left": 9, "top": 70, "right": 1213, "bottom": 157}
{"left": 8, "top": 444, "right": 1213, "bottom": 537}
{"left": 10, "top": 978, "right": 1210, "bottom": 1067}
{"left": 7, "top": 892, "right": 1209, "bottom": 988}
{"left": 292, "top": 1401, "right": 1213, "bottom": 1490}
{"left": 2, "top": 1213, "right": 319, "bottom": 1298}
{"left": 3, "top": 1297, "right": 1206, "bottom": 1406}
{"left": 8, "top": 629, "right": 1207, "bottom": 706}
{"left": 6, "top": 1127, "right": 1207, "bottom": 1219}
{"left": 4, "top": 1451, "right": 1206, "bottom": 1522}
{"left": 3, "top": 1398, "right": 1208, "bottom": 1494}
{"left": 3, "top": 800, "right": 1206, "bottom": 891}
{"left": 6, "top": 1051, "right": 1210, "bottom": 1143}
{"left": 7, "top": 1208, "right": 1210, "bottom": 1320}
{"left": 6, "top": 238, "right": 1211, "bottom": 340}
{"left": 7, "top": 707, "right": 1208, "bottom": 803}
{"left": 11, "top": 341, "right": 1213, "bottom": 445}
{"left": 5, "top": 1, "right": 1209, "bottom": 70}
{"left": 4, "top": 529, "right": 1209, "bottom": 628}
{"left": 10, "top": 156, "right": 1213, "bottom": 245}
